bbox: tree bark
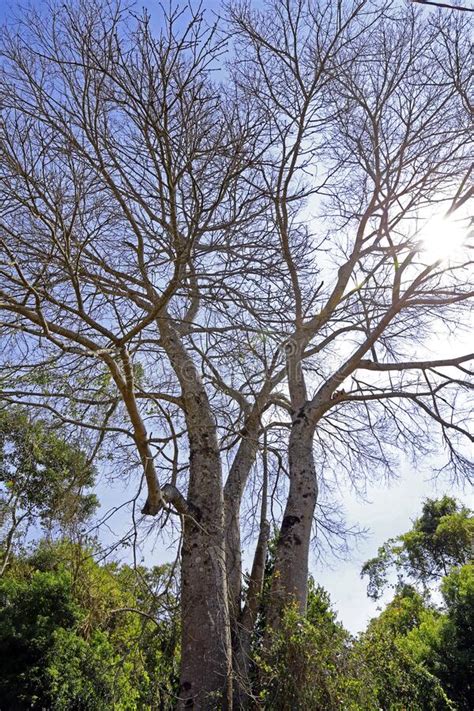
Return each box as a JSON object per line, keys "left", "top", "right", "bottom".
{"left": 267, "top": 410, "right": 317, "bottom": 628}
{"left": 179, "top": 423, "right": 231, "bottom": 710}
{"left": 223, "top": 385, "right": 274, "bottom": 620}
{"left": 223, "top": 410, "right": 264, "bottom": 707}
{"left": 233, "top": 495, "right": 269, "bottom": 709}
{"left": 224, "top": 422, "right": 260, "bottom": 619}
{"left": 159, "top": 318, "right": 232, "bottom": 709}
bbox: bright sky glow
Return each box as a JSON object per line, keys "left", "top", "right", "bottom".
{"left": 419, "top": 214, "right": 469, "bottom": 265}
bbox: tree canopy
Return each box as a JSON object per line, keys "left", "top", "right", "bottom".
{"left": 357, "top": 496, "right": 473, "bottom": 711}
{"left": 362, "top": 495, "right": 474, "bottom": 599}
{"left": 0, "top": 541, "right": 180, "bottom": 710}
{"left": 0, "top": 407, "right": 98, "bottom": 573}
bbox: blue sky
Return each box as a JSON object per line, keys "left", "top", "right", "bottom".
{"left": 0, "top": 0, "right": 224, "bottom": 23}
{"left": 315, "top": 464, "right": 473, "bottom": 632}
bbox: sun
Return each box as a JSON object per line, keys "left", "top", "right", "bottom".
{"left": 418, "top": 214, "right": 469, "bottom": 265}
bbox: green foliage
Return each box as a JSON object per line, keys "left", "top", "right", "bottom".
{"left": 358, "top": 497, "right": 474, "bottom": 711}
{"left": 417, "top": 564, "right": 474, "bottom": 711}
{"left": 362, "top": 496, "right": 473, "bottom": 599}
{"left": 354, "top": 587, "right": 455, "bottom": 710}
{"left": 0, "top": 567, "right": 78, "bottom": 707}
{"left": 45, "top": 627, "right": 138, "bottom": 711}
{"left": 0, "top": 408, "right": 98, "bottom": 560}
{"left": 1, "top": 472, "right": 470, "bottom": 711}
{"left": 0, "top": 408, "right": 179, "bottom": 708}
{"left": 0, "top": 541, "right": 179, "bottom": 710}
{"left": 254, "top": 551, "right": 472, "bottom": 710}
{"left": 257, "top": 579, "right": 377, "bottom": 710}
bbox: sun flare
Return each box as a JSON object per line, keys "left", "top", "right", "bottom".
{"left": 418, "top": 215, "right": 468, "bottom": 265}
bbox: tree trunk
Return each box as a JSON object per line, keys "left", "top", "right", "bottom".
{"left": 233, "top": 516, "right": 269, "bottom": 708}
{"left": 267, "top": 411, "right": 317, "bottom": 629}
{"left": 228, "top": 431, "right": 269, "bottom": 708}
{"left": 159, "top": 318, "right": 232, "bottom": 709}
{"left": 223, "top": 413, "right": 262, "bottom": 707}
{"left": 224, "top": 427, "right": 260, "bottom": 618}
{"left": 179, "top": 413, "right": 231, "bottom": 709}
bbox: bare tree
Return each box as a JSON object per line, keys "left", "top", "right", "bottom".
{"left": 412, "top": 0, "right": 474, "bottom": 13}
{"left": 229, "top": 0, "right": 473, "bottom": 636}
{"left": 0, "top": 2, "right": 273, "bottom": 705}
{"left": 1, "top": 0, "right": 472, "bottom": 707}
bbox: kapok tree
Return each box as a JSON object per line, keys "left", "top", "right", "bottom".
{"left": 1, "top": 1, "right": 472, "bottom": 707}
{"left": 228, "top": 0, "right": 473, "bottom": 633}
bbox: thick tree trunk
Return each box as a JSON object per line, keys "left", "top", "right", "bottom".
{"left": 159, "top": 319, "right": 232, "bottom": 709}
{"left": 267, "top": 411, "right": 317, "bottom": 628}
{"left": 179, "top": 411, "right": 231, "bottom": 709}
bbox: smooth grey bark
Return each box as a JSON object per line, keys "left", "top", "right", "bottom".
{"left": 159, "top": 318, "right": 232, "bottom": 709}
{"left": 223, "top": 382, "right": 277, "bottom": 616}
{"left": 223, "top": 392, "right": 274, "bottom": 705}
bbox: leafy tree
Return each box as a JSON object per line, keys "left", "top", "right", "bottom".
{"left": 0, "top": 541, "right": 179, "bottom": 710}
{"left": 355, "top": 586, "right": 455, "bottom": 711}
{"left": 0, "top": 408, "right": 98, "bottom": 573}
{"left": 436, "top": 564, "right": 474, "bottom": 709}
{"left": 403, "top": 564, "right": 474, "bottom": 711}
{"left": 256, "top": 578, "right": 377, "bottom": 710}
{"left": 362, "top": 496, "right": 473, "bottom": 599}
{"left": 358, "top": 497, "right": 474, "bottom": 710}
